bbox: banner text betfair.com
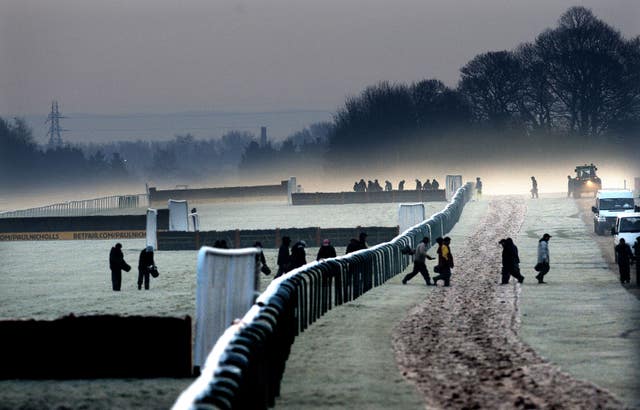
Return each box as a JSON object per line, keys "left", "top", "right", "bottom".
{"left": 0, "top": 231, "right": 146, "bottom": 241}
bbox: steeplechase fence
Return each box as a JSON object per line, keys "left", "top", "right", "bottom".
{"left": 0, "top": 194, "right": 149, "bottom": 218}
{"left": 173, "top": 182, "right": 474, "bottom": 410}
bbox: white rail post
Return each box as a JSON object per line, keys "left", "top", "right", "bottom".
{"left": 193, "top": 247, "right": 260, "bottom": 371}
{"left": 398, "top": 203, "right": 425, "bottom": 234}
{"left": 146, "top": 208, "right": 158, "bottom": 250}
{"left": 287, "top": 176, "right": 297, "bottom": 205}
{"left": 445, "top": 175, "right": 463, "bottom": 201}
{"left": 168, "top": 199, "right": 189, "bottom": 231}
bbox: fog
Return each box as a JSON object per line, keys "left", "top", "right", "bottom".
{"left": 2, "top": 154, "right": 637, "bottom": 213}
{"left": 288, "top": 158, "right": 638, "bottom": 196}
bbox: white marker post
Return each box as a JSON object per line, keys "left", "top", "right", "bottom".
{"left": 193, "top": 246, "right": 260, "bottom": 371}
{"left": 287, "top": 176, "right": 297, "bottom": 205}
{"left": 399, "top": 203, "right": 425, "bottom": 234}
{"left": 445, "top": 175, "right": 463, "bottom": 201}
{"left": 146, "top": 208, "right": 158, "bottom": 250}
{"left": 168, "top": 199, "right": 189, "bottom": 231}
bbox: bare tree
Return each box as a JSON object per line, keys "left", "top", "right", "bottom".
{"left": 533, "top": 6, "right": 640, "bottom": 136}
{"left": 411, "top": 79, "right": 471, "bottom": 131}
{"left": 458, "top": 51, "right": 526, "bottom": 128}
{"left": 514, "top": 44, "right": 558, "bottom": 132}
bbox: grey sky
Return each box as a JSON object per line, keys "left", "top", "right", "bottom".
{"left": 2, "top": 0, "right": 639, "bottom": 116}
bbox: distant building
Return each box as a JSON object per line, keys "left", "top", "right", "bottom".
{"left": 260, "top": 126, "right": 267, "bottom": 147}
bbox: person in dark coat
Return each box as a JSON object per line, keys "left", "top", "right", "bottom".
{"left": 615, "top": 238, "right": 633, "bottom": 284}
{"left": 346, "top": 238, "right": 361, "bottom": 254}
{"left": 290, "top": 240, "right": 307, "bottom": 270}
{"left": 346, "top": 232, "right": 368, "bottom": 254}
{"left": 398, "top": 180, "right": 405, "bottom": 191}
{"left": 433, "top": 237, "right": 453, "bottom": 286}
{"left": 109, "top": 243, "right": 130, "bottom": 291}
{"left": 275, "top": 236, "right": 291, "bottom": 278}
{"left": 535, "top": 233, "right": 551, "bottom": 283}
{"left": 359, "top": 231, "right": 368, "bottom": 248}
{"left": 384, "top": 180, "right": 392, "bottom": 191}
{"left": 317, "top": 239, "right": 337, "bottom": 261}
{"left": 415, "top": 179, "right": 422, "bottom": 191}
{"left": 402, "top": 237, "right": 435, "bottom": 285}
{"left": 431, "top": 178, "right": 440, "bottom": 190}
{"left": 633, "top": 237, "right": 640, "bottom": 286}
{"left": 137, "top": 245, "right": 156, "bottom": 290}
{"left": 499, "top": 238, "right": 524, "bottom": 284}
{"left": 530, "top": 176, "right": 539, "bottom": 199}
{"left": 423, "top": 179, "right": 432, "bottom": 190}
{"left": 213, "top": 240, "right": 229, "bottom": 249}
{"left": 253, "top": 241, "right": 270, "bottom": 276}
{"left": 475, "top": 177, "right": 483, "bottom": 199}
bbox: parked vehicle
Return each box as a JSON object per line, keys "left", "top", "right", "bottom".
{"left": 592, "top": 190, "right": 636, "bottom": 235}
{"left": 611, "top": 212, "right": 640, "bottom": 262}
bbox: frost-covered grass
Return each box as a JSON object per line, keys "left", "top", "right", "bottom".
{"left": 0, "top": 200, "right": 443, "bottom": 409}
{"left": 0, "top": 201, "right": 444, "bottom": 321}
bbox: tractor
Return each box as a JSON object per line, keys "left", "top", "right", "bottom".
{"left": 571, "top": 163, "right": 602, "bottom": 198}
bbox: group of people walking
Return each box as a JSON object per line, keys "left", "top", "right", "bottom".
{"left": 400, "top": 233, "right": 555, "bottom": 288}
{"left": 352, "top": 178, "right": 441, "bottom": 192}
{"left": 414, "top": 178, "right": 440, "bottom": 191}
{"left": 274, "top": 232, "right": 367, "bottom": 278}
{"left": 109, "top": 226, "right": 637, "bottom": 292}
{"left": 402, "top": 236, "right": 454, "bottom": 286}
{"left": 353, "top": 179, "right": 386, "bottom": 192}
{"left": 498, "top": 233, "right": 551, "bottom": 285}
{"left": 109, "top": 244, "right": 157, "bottom": 291}
{"left": 274, "top": 236, "right": 313, "bottom": 278}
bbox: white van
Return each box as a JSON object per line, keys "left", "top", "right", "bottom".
{"left": 592, "top": 190, "right": 636, "bottom": 235}
{"left": 612, "top": 212, "right": 640, "bottom": 259}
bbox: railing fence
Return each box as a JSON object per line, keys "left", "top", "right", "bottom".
{"left": 173, "top": 182, "right": 474, "bottom": 410}
{"left": 0, "top": 194, "right": 149, "bottom": 218}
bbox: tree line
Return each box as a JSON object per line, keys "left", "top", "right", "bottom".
{"left": 325, "top": 6, "right": 640, "bottom": 168}
{"left": 0, "top": 115, "right": 331, "bottom": 190}
{"left": 0, "top": 117, "right": 127, "bottom": 189}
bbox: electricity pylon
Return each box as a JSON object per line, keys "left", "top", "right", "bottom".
{"left": 46, "top": 100, "right": 65, "bottom": 149}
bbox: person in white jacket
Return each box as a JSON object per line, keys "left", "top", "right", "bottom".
{"left": 535, "top": 233, "right": 552, "bottom": 283}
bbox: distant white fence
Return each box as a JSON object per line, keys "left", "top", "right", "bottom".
{"left": 0, "top": 194, "right": 149, "bottom": 218}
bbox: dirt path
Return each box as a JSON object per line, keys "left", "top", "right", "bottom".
{"left": 393, "top": 197, "right": 623, "bottom": 409}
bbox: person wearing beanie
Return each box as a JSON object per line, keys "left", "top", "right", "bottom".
{"left": 317, "top": 239, "right": 337, "bottom": 261}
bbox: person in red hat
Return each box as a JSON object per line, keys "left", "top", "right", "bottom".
{"left": 316, "top": 238, "right": 337, "bottom": 261}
